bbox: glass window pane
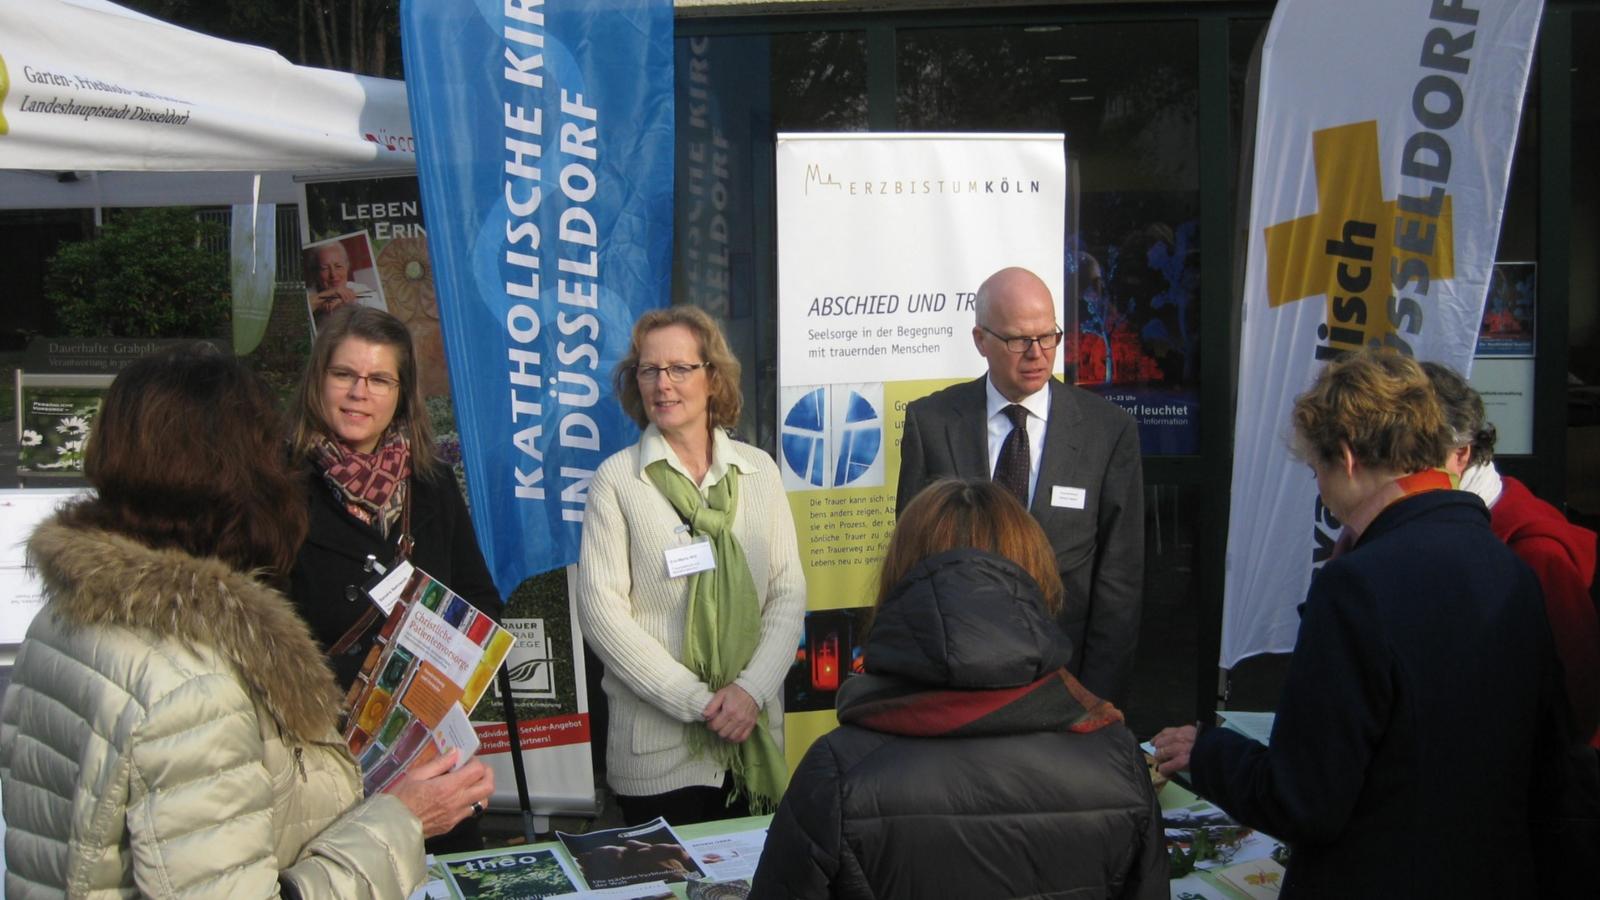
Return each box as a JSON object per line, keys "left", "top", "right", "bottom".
{"left": 1570, "top": 9, "right": 1600, "bottom": 520}
{"left": 673, "top": 31, "right": 867, "bottom": 455}
{"left": 898, "top": 22, "right": 1203, "bottom": 455}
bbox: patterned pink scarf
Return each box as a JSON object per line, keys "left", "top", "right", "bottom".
{"left": 312, "top": 430, "right": 412, "bottom": 537}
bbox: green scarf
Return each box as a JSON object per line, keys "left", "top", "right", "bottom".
{"left": 646, "top": 457, "right": 787, "bottom": 814}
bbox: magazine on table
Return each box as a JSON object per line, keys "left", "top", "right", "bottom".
{"left": 342, "top": 560, "right": 515, "bottom": 794}
{"left": 432, "top": 845, "right": 583, "bottom": 900}
{"left": 557, "top": 817, "right": 707, "bottom": 889}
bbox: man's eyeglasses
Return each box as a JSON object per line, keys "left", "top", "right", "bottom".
{"left": 980, "top": 325, "right": 1064, "bottom": 354}
{"left": 326, "top": 366, "right": 401, "bottom": 396}
{"left": 634, "top": 363, "right": 710, "bottom": 383}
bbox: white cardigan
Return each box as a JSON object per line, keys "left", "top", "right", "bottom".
{"left": 576, "top": 426, "right": 807, "bottom": 798}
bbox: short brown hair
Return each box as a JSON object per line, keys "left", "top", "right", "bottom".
{"left": 1291, "top": 348, "right": 1450, "bottom": 474}
{"left": 288, "top": 305, "right": 438, "bottom": 473}
{"left": 1422, "top": 361, "right": 1496, "bottom": 466}
{"left": 878, "top": 478, "right": 1063, "bottom": 615}
{"left": 613, "top": 305, "right": 743, "bottom": 430}
{"left": 56, "top": 348, "right": 308, "bottom": 581}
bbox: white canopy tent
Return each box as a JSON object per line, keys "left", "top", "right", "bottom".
{"left": 0, "top": 0, "right": 417, "bottom": 644}
{"left": 0, "top": 0, "right": 415, "bottom": 205}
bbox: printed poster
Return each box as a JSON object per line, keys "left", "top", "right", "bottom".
{"left": 775, "top": 133, "right": 1066, "bottom": 765}
{"left": 15, "top": 374, "right": 112, "bottom": 475}
{"left": 1470, "top": 261, "right": 1535, "bottom": 454}
{"left": 0, "top": 488, "right": 86, "bottom": 643}
{"left": 1071, "top": 215, "right": 1201, "bottom": 454}
{"left": 300, "top": 176, "right": 448, "bottom": 398}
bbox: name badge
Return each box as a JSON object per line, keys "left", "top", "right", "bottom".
{"left": 1050, "top": 485, "right": 1087, "bottom": 510}
{"left": 665, "top": 540, "right": 716, "bottom": 578}
{"left": 363, "top": 559, "right": 414, "bottom": 615}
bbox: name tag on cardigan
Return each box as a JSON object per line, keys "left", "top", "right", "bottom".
{"left": 665, "top": 541, "right": 716, "bottom": 578}
{"left": 1050, "top": 485, "right": 1087, "bottom": 509}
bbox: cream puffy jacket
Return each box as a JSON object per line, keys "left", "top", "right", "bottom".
{"left": 0, "top": 520, "right": 426, "bottom": 898}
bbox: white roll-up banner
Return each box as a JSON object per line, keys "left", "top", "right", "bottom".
{"left": 775, "top": 133, "right": 1065, "bottom": 764}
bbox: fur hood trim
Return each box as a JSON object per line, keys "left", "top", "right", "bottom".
{"left": 27, "top": 518, "right": 345, "bottom": 744}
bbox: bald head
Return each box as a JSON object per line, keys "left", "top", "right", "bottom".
{"left": 975, "top": 267, "right": 1053, "bottom": 329}
{"left": 971, "top": 266, "right": 1059, "bottom": 402}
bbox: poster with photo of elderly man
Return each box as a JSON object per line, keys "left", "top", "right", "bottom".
{"left": 301, "top": 231, "right": 389, "bottom": 329}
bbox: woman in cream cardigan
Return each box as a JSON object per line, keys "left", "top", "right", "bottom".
{"left": 577, "top": 306, "right": 805, "bottom": 826}
{"left": 0, "top": 349, "right": 492, "bottom": 898}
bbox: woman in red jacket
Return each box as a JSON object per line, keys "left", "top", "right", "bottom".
{"left": 1423, "top": 361, "right": 1600, "bottom": 745}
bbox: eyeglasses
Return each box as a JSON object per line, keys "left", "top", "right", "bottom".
{"left": 634, "top": 363, "right": 710, "bottom": 383}
{"left": 980, "top": 325, "right": 1064, "bottom": 354}
{"left": 326, "top": 366, "right": 401, "bottom": 396}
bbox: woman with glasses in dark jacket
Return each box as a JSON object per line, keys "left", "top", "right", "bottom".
{"left": 286, "top": 306, "right": 501, "bottom": 852}
{"left": 286, "top": 306, "right": 500, "bottom": 691}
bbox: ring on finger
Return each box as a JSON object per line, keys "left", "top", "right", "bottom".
{"left": 471, "top": 801, "right": 485, "bottom": 818}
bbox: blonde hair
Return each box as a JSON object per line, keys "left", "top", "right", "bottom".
{"left": 613, "top": 305, "right": 743, "bottom": 430}
{"left": 1291, "top": 348, "right": 1450, "bottom": 473}
{"left": 878, "top": 478, "right": 1063, "bottom": 615}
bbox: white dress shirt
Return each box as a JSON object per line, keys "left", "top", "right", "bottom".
{"left": 984, "top": 377, "right": 1051, "bottom": 508}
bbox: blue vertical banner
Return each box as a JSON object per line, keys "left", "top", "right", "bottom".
{"left": 401, "top": 0, "right": 675, "bottom": 593}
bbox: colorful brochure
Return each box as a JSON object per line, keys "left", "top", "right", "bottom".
{"left": 342, "top": 561, "right": 515, "bottom": 794}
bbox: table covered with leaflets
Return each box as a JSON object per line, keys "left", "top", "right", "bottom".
{"left": 416, "top": 814, "right": 771, "bottom": 899}
{"left": 415, "top": 710, "right": 1286, "bottom": 900}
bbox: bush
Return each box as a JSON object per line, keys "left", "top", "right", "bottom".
{"left": 45, "top": 208, "right": 229, "bottom": 338}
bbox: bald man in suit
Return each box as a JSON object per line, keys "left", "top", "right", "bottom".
{"left": 896, "top": 267, "right": 1145, "bottom": 706}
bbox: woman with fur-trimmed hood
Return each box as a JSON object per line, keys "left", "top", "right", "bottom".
{"left": 0, "top": 349, "right": 492, "bottom": 899}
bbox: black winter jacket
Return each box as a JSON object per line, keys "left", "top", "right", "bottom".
{"left": 751, "top": 549, "right": 1165, "bottom": 900}
{"left": 1190, "top": 490, "right": 1568, "bottom": 898}
{"left": 290, "top": 463, "right": 501, "bottom": 689}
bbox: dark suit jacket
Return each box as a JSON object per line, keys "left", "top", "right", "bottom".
{"left": 896, "top": 376, "right": 1144, "bottom": 705}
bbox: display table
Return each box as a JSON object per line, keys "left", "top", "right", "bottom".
{"left": 430, "top": 792, "right": 1272, "bottom": 899}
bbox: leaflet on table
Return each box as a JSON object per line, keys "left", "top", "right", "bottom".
{"left": 342, "top": 561, "right": 515, "bottom": 793}
{"left": 557, "top": 817, "right": 706, "bottom": 889}
{"left": 436, "top": 846, "right": 581, "bottom": 899}
{"left": 1213, "top": 857, "right": 1286, "bottom": 898}
{"left": 1217, "top": 710, "right": 1276, "bottom": 745}
{"left": 683, "top": 828, "right": 768, "bottom": 882}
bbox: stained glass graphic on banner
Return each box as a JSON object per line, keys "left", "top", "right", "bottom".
{"left": 779, "top": 383, "right": 884, "bottom": 491}
{"left": 782, "top": 388, "right": 827, "bottom": 487}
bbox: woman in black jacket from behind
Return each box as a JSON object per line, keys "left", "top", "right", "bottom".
{"left": 752, "top": 479, "right": 1165, "bottom": 900}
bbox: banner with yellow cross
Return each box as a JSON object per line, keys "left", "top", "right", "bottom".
{"left": 1221, "top": 0, "right": 1542, "bottom": 667}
